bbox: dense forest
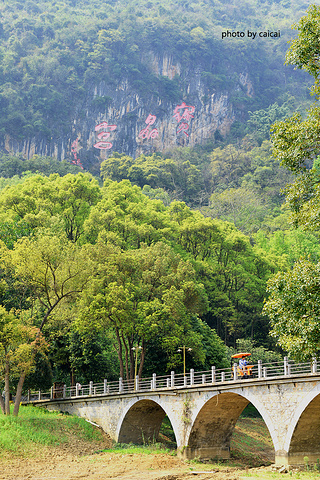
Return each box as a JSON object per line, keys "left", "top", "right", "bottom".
{"left": 0, "top": 0, "right": 320, "bottom": 411}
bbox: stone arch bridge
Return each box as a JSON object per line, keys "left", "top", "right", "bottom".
{"left": 27, "top": 358, "right": 320, "bottom": 466}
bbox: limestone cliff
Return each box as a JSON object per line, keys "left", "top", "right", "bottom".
{"left": 2, "top": 52, "right": 252, "bottom": 170}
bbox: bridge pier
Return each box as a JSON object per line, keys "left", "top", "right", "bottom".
{"left": 276, "top": 451, "right": 320, "bottom": 467}
{"left": 179, "top": 446, "right": 230, "bottom": 460}
{"left": 181, "top": 392, "right": 249, "bottom": 461}
{"left": 276, "top": 391, "right": 320, "bottom": 466}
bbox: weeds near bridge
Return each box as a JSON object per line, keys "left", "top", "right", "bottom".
{"left": 101, "top": 442, "right": 176, "bottom": 455}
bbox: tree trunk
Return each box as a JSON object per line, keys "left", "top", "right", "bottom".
{"left": 115, "top": 327, "right": 124, "bottom": 379}
{"left": 0, "top": 394, "right": 5, "bottom": 414}
{"left": 129, "top": 338, "right": 134, "bottom": 380}
{"left": 13, "top": 372, "right": 26, "bottom": 416}
{"left": 5, "top": 353, "right": 10, "bottom": 415}
{"left": 122, "top": 334, "right": 129, "bottom": 380}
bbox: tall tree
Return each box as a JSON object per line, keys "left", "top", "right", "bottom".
{"left": 264, "top": 259, "right": 320, "bottom": 360}
{"left": 0, "top": 306, "right": 47, "bottom": 415}
{"left": 77, "top": 241, "right": 208, "bottom": 379}
{"left": 5, "top": 233, "right": 93, "bottom": 331}
{"left": 0, "top": 233, "right": 94, "bottom": 412}
{"left": 265, "top": 6, "right": 320, "bottom": 358}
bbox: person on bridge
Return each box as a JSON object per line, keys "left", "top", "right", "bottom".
{"left": 239, "top": 357, "right": 248, "bottom": 376}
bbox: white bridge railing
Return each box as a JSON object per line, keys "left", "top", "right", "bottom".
{"left": 26, "top": 356, "right": 319, "bottom": 402}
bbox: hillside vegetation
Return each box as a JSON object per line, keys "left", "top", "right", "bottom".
{"left": 0, "top": 0, "right": 312, "bottom": 147}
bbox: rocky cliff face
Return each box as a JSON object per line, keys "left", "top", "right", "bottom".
{"left": 2, "top": 52, "right": 252, "bottom": 170}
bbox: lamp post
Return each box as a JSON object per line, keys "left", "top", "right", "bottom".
{"left": 132, "top": 345, "right": 142, "bottom": 389}
{"left": 177, "top": 346, "right": 192, "bottom": 376}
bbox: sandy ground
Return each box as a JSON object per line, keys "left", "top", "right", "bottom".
{"left": 0, "top": 452, "right": 250, "bottom": 480}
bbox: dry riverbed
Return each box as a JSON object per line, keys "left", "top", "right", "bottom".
{"left": 0, "top": 447, "right": 269, "bottom": 480}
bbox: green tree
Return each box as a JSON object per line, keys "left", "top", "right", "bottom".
{"left": 271, "top": 6, "right": 320, "bottom": 230}
{"left": 170, "top": 206, "right": 276, "bottom": 344}
{"left": 0, "top": 172, "right": 101, "bottom": 242}
{"left": 264, "top": 6, "right": 320, "bottom": 358}
{"left": 77, "top": 241, "right": 208, "bottom": 379}
{"left": 0, "top": 232, "right": 94, "bottom": 409}
{"left": 208, "top": 187, "right": 269, "bottom": 234}
{"left": 0, "top": 306, "right": 47, "bottom": 415}
{"left": 6, "top": 233, "right": 93, "bottom": 331}
{"left": 264, "top": 259, "right": 320, "bottom": 360}
{"left": 101, "top": 153, "right": 203, "bottom": 206}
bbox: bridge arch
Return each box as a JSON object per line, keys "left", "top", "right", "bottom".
{"left": 184, "top": 391, "right": 275, "bottom": 460}
{"left": 282, "top": 384, "right": 320, "bottom": 465}
{"left": 116, "top": 397, "right": 177, "bottom": 445}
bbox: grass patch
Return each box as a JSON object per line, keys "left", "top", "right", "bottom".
{"left": 0, "top": 404, "right": 103, "bottom": 458}
{"left": 101, "top": 442, "right": 176, "bottom": 455}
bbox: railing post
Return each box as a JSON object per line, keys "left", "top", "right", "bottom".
{"left": 104, "top": 379, "right": 108, "bottom": 394}
{"left": 221, "top": 371, "right": 225, "bottom": 382}
{"left": 119, "top": 377, "right": 123, "bottom": 393}
{"left": 233, "top": 363, "right": 238, "bottom": 381}
{"left": 63, "top": 384, "right": 66, "bottom": 399}
{"left": 38, "top": 390, "right": 41, "bottom": 401}
{"left": 152, "top": 373, "right": 156, "bottom": 390}
{"left": 312, "top": 357, "right": 318, "bottom": 374}
{"left": 201, "top": 374, "right": 206, "bottom": 384}
{"left": 76, "top": 383, "right": 80, "bottom": 397}
{"left": 170, "top": 371, "right": 175, "bottom": 388}
{"left": 211, "top": 366, "right": 216, "bottom": 383}
{"left": 135, "top": 375, "right": 139, "bottom": 391}
{"left": 263, "top": 367, "right": 267, "bottom": 378}
{"left": 50, "top": 386, "right": 53, "bottom": 400}
{"left": 258, "top": 360, "right": 262, "bottom": 379}
{"left": 89, "top": 381, "right": 93, "bottom": 395}
{"left": 190, "top": 369, "right": 194, "bottom": 385}
{"left": 284, "top": 356, "right": 288, "bottom": 376}
{"left": 166, "top": 378, "right": 170, "bottom": 387}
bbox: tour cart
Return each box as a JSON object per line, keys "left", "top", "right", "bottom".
{"left": 231, "top": 352, "right": 254, "bottom": 379}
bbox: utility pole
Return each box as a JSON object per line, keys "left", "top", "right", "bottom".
{"left": 132, "top": 345, "right": 142, "bottom": 389}
{"left": 177, "top": 346, "right": 192, "bottom": 376}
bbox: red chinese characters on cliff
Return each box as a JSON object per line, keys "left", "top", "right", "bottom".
{"left": 173, "top": 102, "right": 195, "bottom": 137}
{"left": 138, "top": 114, "right": 159, "bottom": 140}
{"left": 94, "top": 122, "right": 117, "bottom": 149}
{"left": 71, "top": 138, "right": 83, "bottom": 169}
